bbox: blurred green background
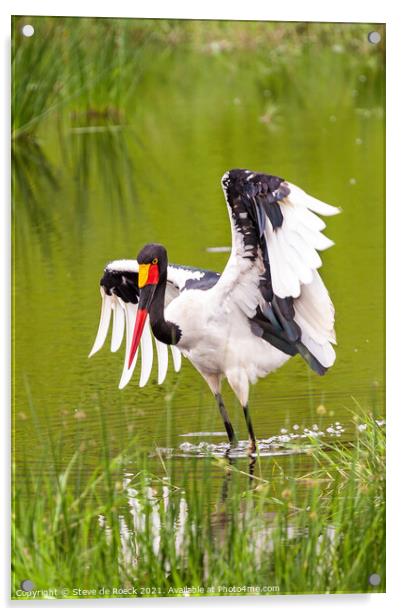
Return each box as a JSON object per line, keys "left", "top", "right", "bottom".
{"left": 12, "top": 17, "right": 385, "bottom": 489}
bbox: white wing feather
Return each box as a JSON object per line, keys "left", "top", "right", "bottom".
{"left": 265, "top": 184, "right": 339, "bottom": 368}
{"left": 88, "top": 288, "right": 113, "bottom": 358}
{"left": 170, "top": 345, "right": 182, "bottom": 372}
{"left": 111, "top": 296, "right": 125, "bottom": 352}
{"left": 139, "top": 316, "right": 154, "bottom": 388}
{"left": 119, "top": 301, "right": 139, "bottom": 390}
{"left": 265, "top": 185, "right": 339, "bottom": 300}
{"left": 294, "top": 270, "right": 337, "bottom": 367}
{"left": 154, "top": 338, "right": 169, "bottom": 385}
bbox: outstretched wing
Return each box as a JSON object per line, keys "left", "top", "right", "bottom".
{"left": 219, "top": 168, "right": 340, "bottom": 375}
{"left": 89, "top": 259, "right": 220, "bottom": 388}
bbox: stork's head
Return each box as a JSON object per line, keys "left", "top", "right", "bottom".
{"left": 137, "top": 243, "right": 168, "bottom": 287}
{"left": 128, "top": 243, "right": 167, "bottom": 369}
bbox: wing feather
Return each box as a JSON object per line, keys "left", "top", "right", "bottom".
{"left": 285, "top": 205, "right": 334, "bottom": 251}
{"left": 282, "top": 240, "right": 314, "bottom": 286}
{"left": 119, "top": 301, "right": 139, "bottom": 390}
{"left": 287, "top": 182, "right": 340, "bottom": 217}
{"left": 88, "top": 288, "right": 113, "bottom": 358}
{"left": 154, "top": 338, "right": 169, "bottom": 385}
{"left": 170, "top": 345, "right": 182, "bottom": 372}
{"left": 286, "top": 229, "right": 322, "bottom": 271}
{"left": 292, "top": 201, "right": 327, "bottom": 232}
{"left": 111, "top": 296, "right": 125, "bottom": 352}
{"left": 139, "top": 316, "right": 154, "bottom": 388}
{"left": 294, "top": 270, "right": 337, "bottom": 345}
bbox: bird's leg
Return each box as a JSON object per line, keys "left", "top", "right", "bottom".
{"left": 215, "top": 393, "right": 238, "bottom": 447}
{"left": 242, "top": 404, "right": 257, "bottom": 453}
{"left": 248, "top": 456, "right": 256, "bottom": 486}
{"left": 220, "top": 457, "right": 235, "bottom": 503}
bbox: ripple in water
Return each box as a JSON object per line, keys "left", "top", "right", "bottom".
{"left": 154, "top": 421, "right": 356, "bottom": 459}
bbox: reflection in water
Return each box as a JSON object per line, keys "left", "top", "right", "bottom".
{"left": 220, "top": 455, "right": 256, "bottom": 498}
{"left": 13, "top": 120, "right": 139, "bottom": 253}
{"left": 97, "top": 414, "right": 376, "bottom": 576}
{"left": 99, "top": 475, "right": 190, "bottom": 572}
{"left": 12, "top": 137, "right": 60, "bottom": 252}
{"left": 99, "top": 466, "right": 337, "bottom": 577}
{"left": 68, "top": 117, "right": 138, "bottom": 224}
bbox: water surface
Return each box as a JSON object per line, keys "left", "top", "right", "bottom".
{"left": 13, "top": 20, "right": 385, "bottom": 502}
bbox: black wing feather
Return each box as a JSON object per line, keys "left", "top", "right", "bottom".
{"left": 100, "top": 269, "right": 139, "bottom": 304}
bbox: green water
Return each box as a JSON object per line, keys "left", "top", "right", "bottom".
{"left": 13, "top": 19, "right": 385, "bottom": 495}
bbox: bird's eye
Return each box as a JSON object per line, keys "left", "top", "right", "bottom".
{"left": 152, "top": 258, "right": 158, "bottom": 265}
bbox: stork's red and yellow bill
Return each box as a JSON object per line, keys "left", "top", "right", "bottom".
{"left": 128, "top": 261, "right": 159, "bottom": 368}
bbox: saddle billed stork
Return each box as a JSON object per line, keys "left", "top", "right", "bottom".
{"left": 89, "top": 169, "right": 339, "bottom": 452}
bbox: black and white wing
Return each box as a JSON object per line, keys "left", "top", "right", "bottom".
{"left": 219, "top": 168, "right": 340, "bottom": 374}
{"left": 89, "top": 259, "right": 220, "bottom": 388}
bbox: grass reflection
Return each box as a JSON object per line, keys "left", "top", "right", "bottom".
{"left": 68, "top": 120, "right": 137, "bottom": 223}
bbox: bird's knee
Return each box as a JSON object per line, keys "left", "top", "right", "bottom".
{"left": 226, "top": 368, "right": 249, "bottom": 407}
{"left": 201, "top": 372, "right": 222, "bottom": 396}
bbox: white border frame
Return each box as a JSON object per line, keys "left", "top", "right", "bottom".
{"left": 2, "top": 1, "right": 401, "bottom": 613}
